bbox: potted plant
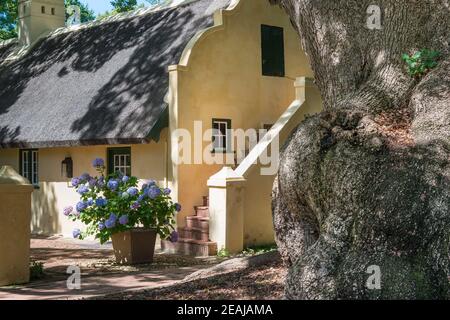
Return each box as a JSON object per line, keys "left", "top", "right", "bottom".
{"left": 64, "top": 158, "right": 181, "bottom": 264}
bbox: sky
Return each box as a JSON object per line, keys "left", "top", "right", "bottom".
{"left": 82, "top": 0, "right": 151, "bottom": 15}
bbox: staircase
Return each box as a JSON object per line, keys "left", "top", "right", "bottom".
{"left": 161, "top": 196, "right": 217, "bottom": 256}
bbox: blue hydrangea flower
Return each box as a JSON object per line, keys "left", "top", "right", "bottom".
{"left": 63, "top": 206, "right": 73, "bottom": 216}
{"left": 71, "top": 177, "right": 80, "bottom": 187}
{"left": 141, "top": 183, "right": 148, "bottom": 191}
{"left": 119, "top": 215, "right": 129, "bottom": 225}
{"left": 95, "top": 197, "right": 107, "bottom": 207}
{"left": 137, "top": 194, "right": 146, "bottom": 202}
{"left": 175, "top": 203, "right": 182, "bottom": 212}
{"left": 92, "top": 158, "right": 105, "bottom": 168}
{"left": 76, "top": 201, "right": 87, "bottom": 212}
{"left": 98, "top": 222, "right": 105, "bottom": 231}
{"left": 163, "top": 188, "right": 171, "bottom": 195}
{"left": 169, "top": 231, "right": 179, "bottom": 243}
{"left": 87, "top": 198, "right": 94, "bottom": 206}
{"left": 73, "top": 228, "right": 81, "bottom": 239}
{"left": 105, "top": 218, "right": 116, "bottom": 229}
{"left": 107, "top": 180, "right": 119, "bottom": 191}
{"left": 147, "top": 180, "right": 156, "bottom": 186}
{"left": 77, "top": 185, "right": 89, "bottom": 195}
{"left": 147, "top": 186, "right": 161, "bottom": 199}
{"left": 127, "top": 187, "right": 138, "bottom": 196}
{"left": 122, "top": 176, "right": 130, "bottom": 183}
{"left": 109, "top": 213, "right": 117, "bottom": 221}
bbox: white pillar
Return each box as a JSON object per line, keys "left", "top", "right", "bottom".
{"left": 207, "top": 167, "right": 246, "bottom": 254}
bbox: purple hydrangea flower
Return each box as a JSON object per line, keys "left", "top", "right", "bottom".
{"left": 80, "top": 173, "right": 91, "bottom": 181}
{"left": 175, "top": 203, "right": 182, "bottom": 212}
{"left": 127, "top": 187, "right": 138, "bottom": 196}
{"left": 71, "top": 177, "right": 80, "bottom": 187}
{"left": 147, "top": 186, "right": 161, "bottom": 199}
{"left": 119, "top": 215, "right": 129, "bottom": 225}
{"left": 97, "top": 176, "right": 105, "bottom": 188}
{"left": 169, "top": 231, "right": 179, "bottom": 243}
{"left": 88, "top": 178, "right": 97, "bottom": 188}
{"left": 95, "top": 197, "right": 107, "bottom": 207}
{"left": 147, "top": 180, "right": 156, "bottom": 186}
{"left": 130, "top": 201, "right": 140, "bottom": 210}
{"left": 92, "top": 158, "right": 105, "bottom": 168}
{"left": 76, "top": 201, "right": 87, "bottom": 212}
{"left": 98, "top": 222, "right": 105, "bottom": 231}
{"left": 63, "top": 206, "right": 73, "bottom": 216}
{"left": 73, "top": 228, "right": 81, "bottom": 239}
{"left": 163, "top": 188, "right": 171, "bottom": 195}
{"left": 122, "top": 176, "right": 130, "bottom": 183}
{"left": 77, "top": 185, "right": 89, "bottom": 195}
{"left": 107, "top": 180, "right": 119, "bottom": 191}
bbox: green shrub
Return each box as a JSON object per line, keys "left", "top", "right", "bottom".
{"left": 30, "top": 261, "right": 44, "bottom": 281}
{"left": 402, "top": 49, "right": 440, "bottom": 78}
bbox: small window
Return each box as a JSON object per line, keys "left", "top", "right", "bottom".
{"left": 261, "top": 25, "right": 285, "bottom": 77}
{"left": 41, "top": 6, "right": 46, "bottom": 14}
{"left": 212, "top": 119, "right": 232, "bottom": 153}
{"left": 20, "top": 149, "right": 39, "bottom": 185}
{"left": 107, "top": 147, "right": 131, "bottom": 176}
{"left": 51, "top": 8, "right": 55, "bottom": 15}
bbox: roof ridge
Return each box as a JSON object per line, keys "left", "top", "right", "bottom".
{"left": 47, "top": 0, "right": 201, "bottom": 39}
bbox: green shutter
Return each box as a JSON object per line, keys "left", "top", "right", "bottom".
{"left": 261, "top": 25, "right": 285, "bottom": 77}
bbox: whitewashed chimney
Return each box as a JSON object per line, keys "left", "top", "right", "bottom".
{"left": 18, "top": 0, "right": 65, "bottom": 46}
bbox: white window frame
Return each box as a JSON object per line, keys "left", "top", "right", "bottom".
{"left": 212, "top": 119, "right": 231, "bottom": 153}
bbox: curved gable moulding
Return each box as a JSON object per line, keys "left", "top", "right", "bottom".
{"left": 176, "top": 0, "right": 242, "bottom": 69}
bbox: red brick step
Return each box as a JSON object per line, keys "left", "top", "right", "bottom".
{"left": 161, "top": 238, "right": 217, "bottom": 257}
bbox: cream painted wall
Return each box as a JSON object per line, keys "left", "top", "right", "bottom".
{"left": 170, "top": 0, "right": 316, "bottom": 229}
{"left": 0, "top": 129, "right": 168, "bottom": 235}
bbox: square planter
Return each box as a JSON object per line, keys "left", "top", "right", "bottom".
{"left": 111, "top": 228, "right": 157, "bottom": 265}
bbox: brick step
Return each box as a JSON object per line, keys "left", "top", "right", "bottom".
{"left": 203, "top": 196, "right": 209, "bottom": 206}
{"left": 179, "top": 227, "right": 209, "bottom": 242}
{"left": 194, "top": 206, "right": 209, "bottom": 218}
{"left": 186, "top": 216, "right": 209, "bottom": 230}
{"left": 161, "top": 238, "right": 217, "bottom": 257}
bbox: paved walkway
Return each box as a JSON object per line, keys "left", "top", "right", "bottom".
{"left": 0, "top": 236, "right": 210, "bottom": 300}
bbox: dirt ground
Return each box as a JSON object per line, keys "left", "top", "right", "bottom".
{"left": 97, "top": 260, "right": 287, "bottom": 300}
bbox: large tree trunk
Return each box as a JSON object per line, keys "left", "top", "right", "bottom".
{"left": 270, "top": 0, "right": 450, "bottom": 299}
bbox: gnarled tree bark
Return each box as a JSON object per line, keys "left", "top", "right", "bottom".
{"left": 270, "top": 0, "right": 450, "bottom": 299}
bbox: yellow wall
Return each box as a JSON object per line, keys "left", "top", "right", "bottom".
{"left": 170, "top": 0, "right": 314, "bottom": 229}
{"left": 0, "top": 129, "right": 168, "bottom": 235}
{"left": 242, "top": 82, "right": 323, "bottom": 247}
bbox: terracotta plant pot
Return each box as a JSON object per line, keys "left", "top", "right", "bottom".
{"left": 111, "top": 228, "right": 157, "bottom": 265}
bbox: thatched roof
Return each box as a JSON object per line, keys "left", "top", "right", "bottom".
{"left": 0, "top": 0, "right": 231, "bottom": 148}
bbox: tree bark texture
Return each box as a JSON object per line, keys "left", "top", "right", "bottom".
{"left": 270, "top": 0, "right": 450, "bottom": 299}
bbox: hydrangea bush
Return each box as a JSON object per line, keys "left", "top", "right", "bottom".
{"left": 64, "top": 158, "right": 180, "bottom": 244}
